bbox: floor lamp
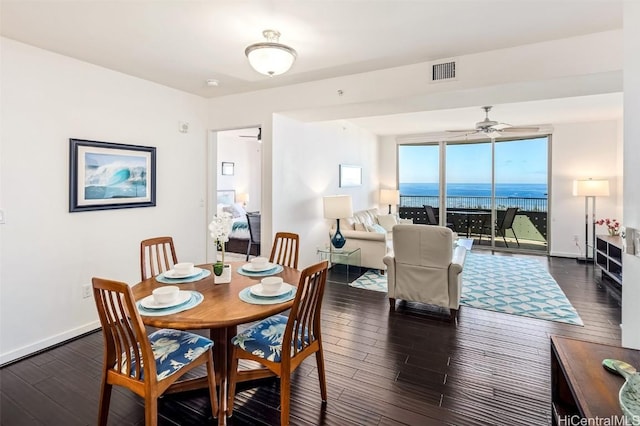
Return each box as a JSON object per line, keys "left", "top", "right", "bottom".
{"left": 380, "top": 189, "right": 399, "bottom": 214}
{"left": 323, "top": 195, "right": 353, "bottom": 249}
{"left": 573, "top": 178, "right": 610, "bottom": 263}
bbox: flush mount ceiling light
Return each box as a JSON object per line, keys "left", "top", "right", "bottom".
{"left": 245, "top": 29, "right": 297, "bottom": 77}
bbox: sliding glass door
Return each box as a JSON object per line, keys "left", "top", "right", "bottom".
{"left": 398, "top": 136, "right": 549, "bottom": 253}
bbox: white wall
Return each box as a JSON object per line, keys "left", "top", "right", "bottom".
{"left": 621, "top": 2, "right": 640, "bottom": 349}
{"left": 0, "top": 38, "right": 209, "bottom": 364}
{"left": 217, "top": 132, "right": 262, "bottom": 212}
{"left": 272, "top": 116, "right": 379, "bottom": 268}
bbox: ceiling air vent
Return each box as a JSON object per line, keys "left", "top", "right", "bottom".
{"left": 431, "top": 60, "right": 456, "bottom": 82}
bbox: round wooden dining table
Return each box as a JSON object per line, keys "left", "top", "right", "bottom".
{"left": 131, "top": 261, "right": 301, "bottom": 425}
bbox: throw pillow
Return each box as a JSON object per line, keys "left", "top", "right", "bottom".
{"left": 376, "top": 214, "right": 398, "bottom": 232}
{"left": 354, "top": 223, "right": 366, "bottom": 232}
{"left": 365, "top": 224, "right": 386, "bottom": 234}
{"left": 398, "top": 218, "right": 414, "bottom": 224}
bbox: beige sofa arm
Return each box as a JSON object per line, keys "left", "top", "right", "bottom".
{"left": 340, "top": 229, "right": 386, "bottom": 241}
{"left": 383, "top": 251, "right": 396, "bottom": 295}
{"left": 447, "top": 246, "right": 468, "bottom": 309}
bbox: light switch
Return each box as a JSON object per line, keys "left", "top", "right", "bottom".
{"left": 0, "top": 209, "right": 5, "bottom": 224}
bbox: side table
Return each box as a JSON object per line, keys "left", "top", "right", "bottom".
{"left": 317, "top": 247, "right": 361, "bottom": 283}
{"left": 550, "top": 335, "right": 640, "bottom": 425}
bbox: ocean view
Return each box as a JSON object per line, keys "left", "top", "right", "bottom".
{"left": 399, "top": 183, "right": 548, "bottom": 211}
{"left": 400, "top": 183, "right": 547, "bottom": 198}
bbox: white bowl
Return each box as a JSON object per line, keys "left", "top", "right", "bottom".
{"left": 173, "top": 262, "right": 195, "bottom": 276}
{"left": 260, "top": 277, "right": 283, "bottom": 295}
{"left": 152, "top": 286, "right": 180, "bottom": 305}
{"left": 251, "top": 257, "right": 268, "bottom": 268}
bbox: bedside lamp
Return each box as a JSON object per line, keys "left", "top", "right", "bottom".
{"left": 573, "top": 178, "right": 610, "bottom": 263}
{"left": 237, "top": 192, "right": 249, "bottom": 208}
{"left": 323, "top": 195, "right": 353, "bottom": 249}
{"left": 380, "top": 189, "right": 400, "bottom": 214}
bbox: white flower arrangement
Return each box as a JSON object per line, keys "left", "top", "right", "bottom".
{"left": 208, "top": 212, "right": 233, "bottom": 265}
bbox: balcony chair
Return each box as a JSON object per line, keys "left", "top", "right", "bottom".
{"left": 383, "top": 224, "right": 467, "bottom": 321}
{"left": 269, "top": 232, "right": 300, "bottom": 269}
{"left": 92, "top": 277, "right": 218, "bottom": 426}
{"left": 140, "top": 236, "right": 178, "bottom": 281}
{"left": 246, "top": 212, "right": 261, "bottom": 260}
{"left": 479, "top": 207, "right": 520, "bottom": 247}
{"left": 227, "top": 260, "right": 329, "bottom": 425}
{"left": 423, "top": 205, "right": 455, "bottom": 231}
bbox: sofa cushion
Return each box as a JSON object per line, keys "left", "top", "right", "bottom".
{"left": 376, "top": 214, "right": 398, "bottom": 232}
{"left": 354, "top": 223, "right": 366, "bottom": 231}
{"left": 366, "top": 223, "right": 386, "bottom": 234}
{"left": 353, "top": 208, "right": 379, "bottom": 227}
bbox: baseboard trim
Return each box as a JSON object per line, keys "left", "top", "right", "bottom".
{"left": 0, "top": 321, "right": 101, "bottom": 367}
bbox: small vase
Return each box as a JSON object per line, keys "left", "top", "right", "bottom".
{"left": 213, "top": 261, "right": 224, "bottom": 276}
{"left": 214, "top": 264, "right": 231, "bottom": 284}
{"left": 608, "top": 229, "right": 619, "bottom": 237}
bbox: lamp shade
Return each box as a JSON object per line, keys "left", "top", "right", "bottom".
{"left": 323, "top": 195, "right": 353, "bottom": 219}
{"left": 245, "top": 30, "right": 297, "bottom": 76}
{"left": 237, "top": 192, "right": 249, "bottom": 204}
{"left": 573, "top": 179, "right": 610, "bottom": 197}
{"left": 380, "top": 189, "right": 399, "bottom": 205}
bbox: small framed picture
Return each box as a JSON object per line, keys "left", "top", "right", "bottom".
{"left": 221, "top": 162, "right": 234, "bottom": 176}
{"left": 339, "top": 164, "right": 362, "bottom": 187}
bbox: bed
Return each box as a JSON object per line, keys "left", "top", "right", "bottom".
{"left": 217, "top": 190, "right": 260, "bottom": 256}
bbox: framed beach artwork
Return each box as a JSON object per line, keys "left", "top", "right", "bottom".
{"left": 69, "top": 139, "right": 156, "bottom": 212}
{"left": 339, "top": 164, "right": 362, "bottom": 187}
{"left": 217, "top": 190, "right": 235, "bottom": 206}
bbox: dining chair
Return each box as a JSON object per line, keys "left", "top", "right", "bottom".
{"left": 91, "top": 277, "right": 218, "bottom": 426}
{"left": 480, "top": 207, "right": 520, "bottom": 247}
{"left": 140, "top": 236, "right": 178, "bottom": 281}
{"left": 246, "top": 212, "right": 261, "bottom": 260}
{"left": 269, "top": 232, "right": 300, "bottom": 269}
{"left": 227, "top": 260, "right": 329, "bottom": 425}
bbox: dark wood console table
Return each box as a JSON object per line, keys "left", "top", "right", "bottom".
{"left": 551, "top": 335, "right": 640, "bottom": 425}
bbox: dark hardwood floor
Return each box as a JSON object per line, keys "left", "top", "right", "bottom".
{"left": 1, "top": 255, "right": 622, "bottom": 425}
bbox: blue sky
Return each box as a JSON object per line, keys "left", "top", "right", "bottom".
{"left": 399, "top": 137, "right": 548, "bottom": 184}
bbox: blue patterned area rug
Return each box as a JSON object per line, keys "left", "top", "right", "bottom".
{"left": 348, "top": 253, "right": 583, "bottom": 326}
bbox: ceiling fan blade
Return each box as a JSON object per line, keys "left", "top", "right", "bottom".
{"left": 446, "top": 130, "right": 481, "bottom": 139}
{"left": 446, "top": 128, "right": 477, "bottom": 133}
{"left": 500, "top": 126, "right": 539, "bottom": 132}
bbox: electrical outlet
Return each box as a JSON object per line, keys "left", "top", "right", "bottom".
{"left": 82, "top": 284, "right": 92, "bottom": 299}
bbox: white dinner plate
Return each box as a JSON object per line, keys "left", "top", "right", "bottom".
{"left": 163, "top": 267, "right": 203, "bottom": 279}
{"left": 249, "top": 283, "right": 295, "bottom": 298}
{"left": 242, "top": 262, "right": 276, "bottom": 272}
{"left": 139, "top": 291, "right": 192, "bottom": 309}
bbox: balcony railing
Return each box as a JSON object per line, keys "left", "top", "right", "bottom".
{"left": 400, "top": 195, "right": 547, "bottom": 212}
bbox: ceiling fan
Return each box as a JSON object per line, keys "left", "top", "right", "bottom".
{"left": 240, "top": 127, "right": 261, "bottom": 142}
{"left": 447, "top": 106, "right": 539, "bottom": 138}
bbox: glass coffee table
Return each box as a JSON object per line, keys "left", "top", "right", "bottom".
{"left": 316, "top": 247, "right": 361, "bottom": 283}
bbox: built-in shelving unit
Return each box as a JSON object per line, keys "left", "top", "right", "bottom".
{"left": 595, "top": 235, "right": 622, "bottom": 285}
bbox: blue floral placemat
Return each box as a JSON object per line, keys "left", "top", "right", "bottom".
{"left": 136, "top": 291, "right": 204, "bottom": 316}
{"left": 236, "top": 264, "right": 284, "bottom": 277}
{"left": 238, "top": 286, "right": 295, "bottom": 305}
{"left": 156, "top": 269, "right": 211, "bottom": 284}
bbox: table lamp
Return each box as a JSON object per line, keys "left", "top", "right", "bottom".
{"left": 237, "top": 192, "right": 249, "bottom": 208}
{"left": 573, "top": 178, "right": 609, "bottom": 263}
{"left": 323, "top": 195, "right": 353, "bottom": 249}
{"left": 380, "top": 189, "right": 400, "bottom": 214}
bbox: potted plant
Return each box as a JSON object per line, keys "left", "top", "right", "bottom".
{"left": 209, "top": 212, "right": 233, "bottom": 283}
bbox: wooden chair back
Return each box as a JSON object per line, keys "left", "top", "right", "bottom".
{"left": 92, "top": 277, "right": 156, "bottom": 388}
{"left": 269, "top": 232, "right": 300, "bottom": 269}
{"left": 284, "top": 260, "right": 328, "bottom": 362}
{"left": 140, "top": 236, "right": 177, "bottom": 280}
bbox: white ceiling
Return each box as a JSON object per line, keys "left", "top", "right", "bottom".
{"left": 0, "top": 1, "right": 625, "bottom": 135}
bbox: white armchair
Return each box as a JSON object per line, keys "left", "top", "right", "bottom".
{"left": 383, "top": 224, "right": 467, "bottom": 320}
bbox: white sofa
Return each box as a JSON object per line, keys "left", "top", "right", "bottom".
{"left": 331, "top": 208, "right": 411, "bottom": 271}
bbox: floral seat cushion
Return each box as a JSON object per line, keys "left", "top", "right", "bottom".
{"left": 231, "top": 314, "right": 309, "bottom": 362}
{"left": 119, "top": 329, "right": 213, "bottom": 381}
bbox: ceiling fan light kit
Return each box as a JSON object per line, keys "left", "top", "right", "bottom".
{"left": 245, "top": 30, "right": 297, "bottom": 76}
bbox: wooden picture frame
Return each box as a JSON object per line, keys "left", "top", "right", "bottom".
{"left": 69, "top": 138, "right": 156, "bottom": 212}
{"left": 339, "top": 164, "right": 362, "bottom": 187}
